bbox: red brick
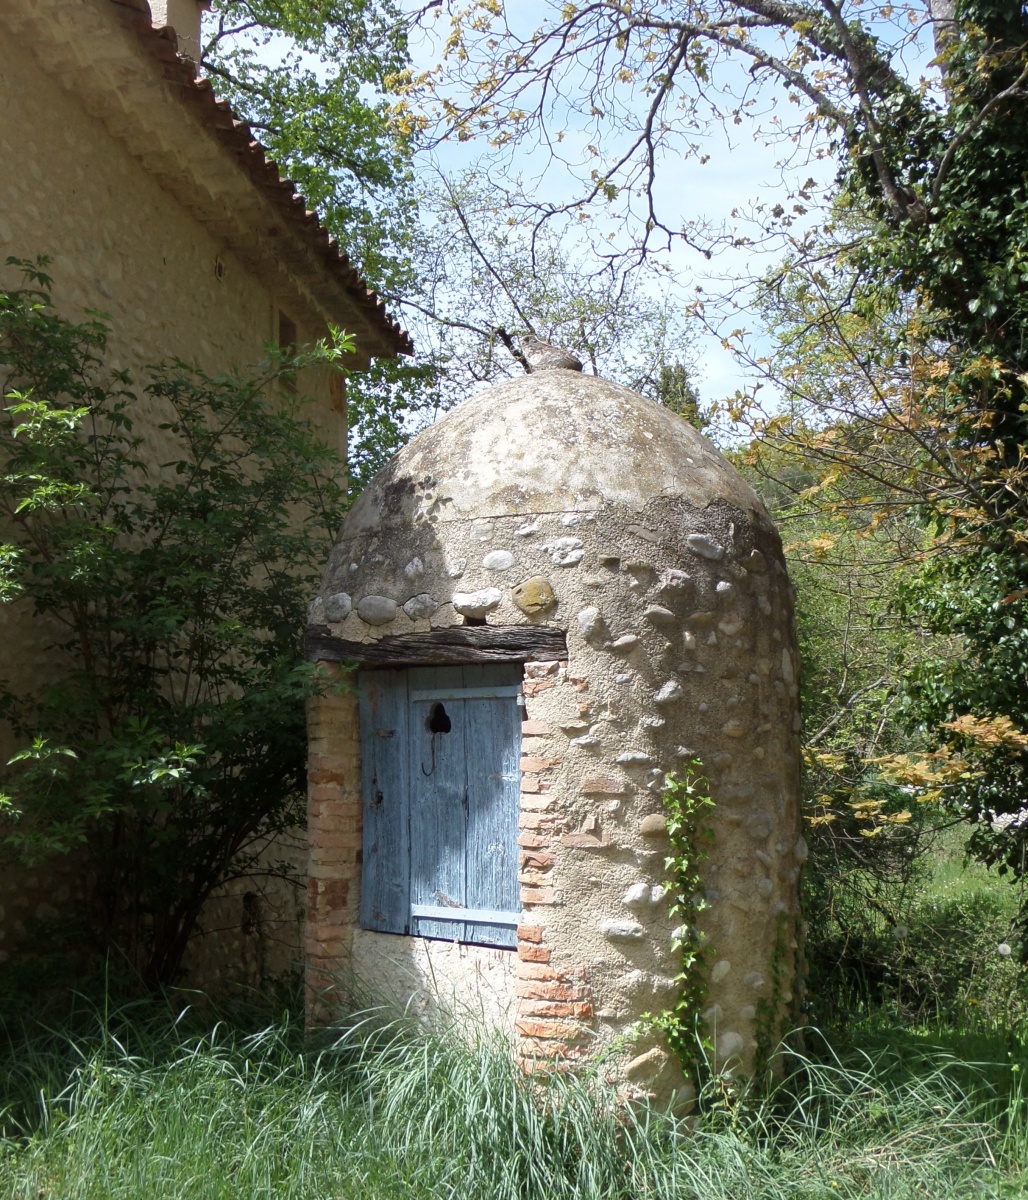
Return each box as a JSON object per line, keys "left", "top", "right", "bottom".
{"left": 517, "top": 943, "right": 551, "bottom": 964}
{"left": 569, "top": 676, "right": 589, "bottom": 692}
{"left": 312, "top": 878, "right": 349, "bottom": 910}
{"left": 520, "top": 795, "right": 553, "bottom": 811}
{"left": 310, "top": 784, "right": 346, "bottom": 802}
{"left": 560, "top": 832, "right": 611, "bottom": 849}
{"left": 521, "top": 756, "right": 562, "bottom": 773}
{"left": 309, "top": 769, "right": 347, "bottom": 785}
{"left": 518, "top": 868, "right": 552, "bottom": 886}
{"left": 516, "top": 1040, "right": 579, "bottom": 1059}
{"left": 520, "top": 777, "right": 543, "bottom": 794}
{"left": 516, "top": 981, "right": 580, "bottom": 1001}
{"left": 516, "top": 962, "right": 556, "bottom": 981}
{"left": 521, "top": 886, "right": 557, "bottom": 905}
{"left": 519, "top": 1000, "right": 577, "bottom": 1017}
{"left": 517, "top": 832, "right": 550, "bottom": 849}
{"left": 310, "top": 831, "right": 363, "bottom": 850}
{"left": 523, "top": 680, "right": 555, "bottom": 697}
{"left": 573, "top": 1003, "right": 595, "bottom": 1019}
{"left": 521, "top": 720, "right": 550, "bottom": 737}
{"left": 520, "top": 850, "right": 556, "bottom": 869}
{"left": 518, "top": 812, "right": 555, "bottom": 830}
{"left": 515, "top": 1019, "right": 587, "bottom": 1041}
{"left": 516, "top": 924, "right": 545, "bottom": 943}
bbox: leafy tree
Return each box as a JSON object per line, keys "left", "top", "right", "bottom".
{"left": 0, "top": 260, "right": 348, "bottom": 986}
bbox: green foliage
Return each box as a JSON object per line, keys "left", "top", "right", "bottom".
{"left": 1, "top": 999, "right": 1026, "bottom": 1200}
{"left": 646, "top": 761, "right": 715, "bottom": 1075}
{"left": 203, "top": 0, "right": 416, "bottom": 296}
{"left": 0, "top": 260, "right": 349, "bottom": 985}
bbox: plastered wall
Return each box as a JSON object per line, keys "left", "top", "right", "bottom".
{"left": 0, "top": 33, "right": 341, "bottom": 983}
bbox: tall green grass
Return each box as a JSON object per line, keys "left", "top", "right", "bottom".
{"left": 1, "top": 1002, "right": 1026, "bottom": 1200}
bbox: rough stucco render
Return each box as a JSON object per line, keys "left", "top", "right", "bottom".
{"left": 307, "top": 366, "right": 804, "bottom": 1099}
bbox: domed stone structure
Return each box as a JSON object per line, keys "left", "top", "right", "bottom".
{"left": 305, "top": 359, "right": 804, "bottom": 1101}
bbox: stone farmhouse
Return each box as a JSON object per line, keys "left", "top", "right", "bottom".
{"left": 0, "top": 0, "right": 409, "bottom": 981}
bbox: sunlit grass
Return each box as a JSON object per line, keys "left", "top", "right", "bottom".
{"left": 1, "top": 1001, "right": 1026, "bottom": 1200}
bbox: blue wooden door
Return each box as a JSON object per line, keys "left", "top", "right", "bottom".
{"left": 357, "top": 663, "right": 522, "bottom": 948}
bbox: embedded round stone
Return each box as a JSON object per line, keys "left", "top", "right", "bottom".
{"left": 356, "top": 595, "right": 397, "bottom": 625}
{"left": 601, "top": 918, "right": 646, "bottom": 941}
{"left": 718, "top": 613, "right": 745, "bottom": 638}
{"left": 710, "top": 959, "right": 732, "bottom": 983}
{"left": 545, "top": 537, "right": 584, "bottom": 566}
{"left": 610, "top": 634, "right": 639, "bottom": 650}
{"left": 452, "top": 588, "right": 502, "bottom": 618}
{"left": 616, "top": 751, "right": 653, "bottom": 766}
{"left": 307, "top": 597, "right": 325, "bottom": 625}
{"left": 403, "top": 557, "right": 425, "bottom": 579}
{"left": 644, "top": 605, "right": 677, "bottom": 626}
{"left": 322, "top": 591, "right": 352, "bottom": 622}
{"left": 576, "top": 606, "right": 607, "bottom": 643}
{"left": 723, "top": 719, "right": 748, "bottom": 738}
{"left": 446, "top": 558, "right": 467, "bottom": 578}
{"left": 653, "top": 680, "right": 684, "bottom": 704}
{"left": 623, "top": 883, "right": 652, "bottom": 907}
{"left": 483, "top": 549, "right": 515, "bottom": 571}
{"left": 639, "top": 813, "right": 668, "bottom": 838}
{"left": 745, "top": 812, "right": 773, "bottom": 840}
{"left": 717, "top": 1031, "right": 745, "bottom": 1060}
{"left": 403, "top": 593, "right": 439, "bottom": 621}
{"left": 686, "top": 533, "right": 725, "bottom": 560}
{"left": 659, "top": 569, "right": 693, "bottom": 595}
{"left": 511, "top": 576, "right": 556, "bottom": 614}
{"left": 624, "top": 1046, "right": 668, "bottom": 1080}
{"left": 744, "top": 549, "right": 768, "bottom": 573}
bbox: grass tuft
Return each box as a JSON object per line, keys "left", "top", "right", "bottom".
{"left": 1, "top": 999, "right": 1026, "bottom": 1200}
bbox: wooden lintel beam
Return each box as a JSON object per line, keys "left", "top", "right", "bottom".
{"left": 306, "top": 624, "right": 568, "bottom": 667}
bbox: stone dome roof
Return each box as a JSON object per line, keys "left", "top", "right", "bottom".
{"left": 340, "top": 369, "right": 766, "bottom": 539}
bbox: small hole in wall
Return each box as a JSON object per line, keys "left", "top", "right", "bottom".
{"left": 427, "top": 703, "right": 452, "bottom": 734}
{"left": 463, "top": 615, "right": 487, "bottom": 626}
{"left": 214, "top": 256, "right": 227, "bottom": 282}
